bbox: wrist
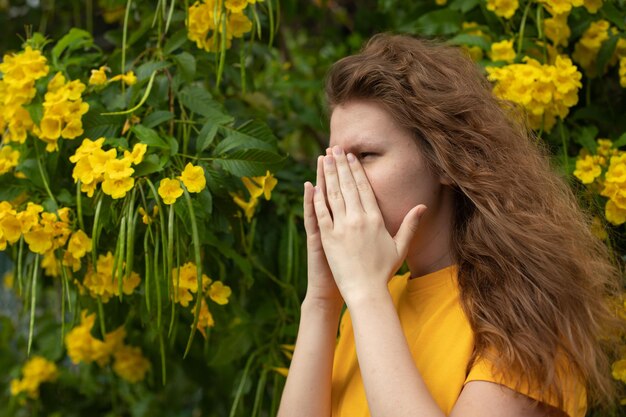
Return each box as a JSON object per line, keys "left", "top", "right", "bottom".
{"left": 301, "top": 296, "right": 344, "bottom": 317}
{"left": 343, "top": 284, "right": 392, "bottom": 311}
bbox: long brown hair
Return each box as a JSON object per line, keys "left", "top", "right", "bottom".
{"left": 325, "top": 33, "right": 622, "bottom": 410}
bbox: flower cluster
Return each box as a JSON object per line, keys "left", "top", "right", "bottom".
{"left": 572, "top": 19, "right": 626, "bottom": 78}
{"left": 487, "top": 55, "right": 582, "bottom": 131}
{"left": 157, "top": 162, "right": 206, "bottom": 205}
{"left": 187, "top": 0, "right": 256, "bottom": 52}
{"left": 0, "top": 47, "right": 49, "bottom": 144}
{"left": 33, "top": 72, "right": 89, "bottom": 152}
{"left": 171, "top": 261, "right": 231, "bottom": 337}
{"left": 572, "top": 138, "right": 626, "bottom": 226}
{"left": 80, "top": 251, "right": 141, "bottom": 302}
{"left": 0, "top": 201, "right": 91, "bottom": 276}
{"left": 65, "top": 310, "right": 150, "bottom": 383}
{"left": 70, "top": 137, "right": 147, "bottom": 199}
{"left": 10, "top": 356, "right": 58, "bottom": 399}
{"left": 231, "top": 170, "right": 277, "bottom": 221}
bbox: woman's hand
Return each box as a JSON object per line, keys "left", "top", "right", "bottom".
{"left": 302, "top": 155, "right": 342, "bottom": 308}
{"left": 313, "top": 146, "right": 427, "bottom": 305}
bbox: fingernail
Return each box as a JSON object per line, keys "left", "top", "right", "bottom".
{"left": 333, "top": 146, "right": 342, "bottom": 156}
{"left": 347, "top": 153, "right": 356, "bottom": 163}
{"left": 324, "top": 155, "right": 333, "bottom": 165}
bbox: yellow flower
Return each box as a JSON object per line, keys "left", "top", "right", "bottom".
{"left": 172, "top": 262, "right": 211, "bottom": 306}
{"left": 82, "top": 252, "right": 141, "bottom": 302}
{"left": 70, "top": 137, "right": 106, "bottom": 163}
{"left": 179, "top": 162, "right": 206, "bottom": 193}
{"left": 613, "top": 359, "right": 626, "bottom": 383}
{"left": 113, "top": 345, "right": 151, "bottom": 383}
{"left": 573, "top": 154, "right": 602, "bottom": 184}
{"left": 67, "top": 229, "right": 92, "bottom": 259}
{"left": 605, "top": 200, "right": 626, "bottom": 226}
{"left": 486, "top": 0, "right": 519, "bottom": 19}
{"left": 583, "top": 0, "right": 602, "bottom": 13}
{"left": 225, "top": 0, "right": 248, "bottom": 13}
{"left": 232, "top": 193, "right": 258, "bottom": 222}
{"left": 24, "top": 226, "right": 54, "bottom": 254}
{"left": 122, "top": 71, "right": 137, "bottom": 86}
{"left": 104, "top": 158, "right": 134, "bottom": 180}
{"left": 271, "top": 367, "right": 289, "bottom": 377}
{"left": 490, "top": 39, "right": 516, "bottom": 63}
{"left": 242, "top": 170, "right": 278, "bottom": 200}
{"left": 227, "top": 12, "right": 253, "bottom": 38}
{"left": 123, "top": 143, "right": 147, "bottom": 165}
{"left": 10, "top": 356, "right": 58, "bottom": 399}
{"left": 0, "top": 145, "right": 20, "bottom": 174}
{"left": 544, "top": 13, "right": 570, "bottom": 47}
{"left": 158, "top": 178, "right": 184, "bottom": 205}
{"left": 197, "top": 298, "right": 215, "bottom": 338}
{"left": 208, "top": 280, "right": 232, "bottom": 305}
{"left": 65, "top": 310, "right": 104, "bottom": 364}
{"left": 139, "top": 206, "right": 158, "bottom": 224}
{"left": 88, "top": 66, "right": 109, "bottom": 86}
{"left": 101, "top": 174, "right": 134, "bottom": 199}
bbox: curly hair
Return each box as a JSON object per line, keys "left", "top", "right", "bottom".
{"left": 325, "top": 33, "right": 622, "bottom": 410}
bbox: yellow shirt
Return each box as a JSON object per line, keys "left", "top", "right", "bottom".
{"left": 331, "top": 264, "right": 587, "bottom": 417}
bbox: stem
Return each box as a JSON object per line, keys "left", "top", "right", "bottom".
{"left": 34, "top": 143, "right": 58, "bottom": 209}
{"left": 517, "top": 0, "right": 533, "bottom": 56}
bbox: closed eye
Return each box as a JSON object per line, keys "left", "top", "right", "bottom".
{"left": 358, "top": 152, "right": 375, "bottom": 160}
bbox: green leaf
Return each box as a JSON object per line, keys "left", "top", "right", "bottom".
{"left": 447, "top": 34, "right": 490, "bottom": 51}
{"left": 603, "top": 1, "right": 625, "bottom": 30}
{"left": 216, "top": 149, "right": 286, "bottom": 177}
{"left": 596, "top": 35, "right": 619, "bottom": 76}
{"left": 195, "top": 122, "right": 219, "bottom": 153}
{"left": 52, "top": 28, "right": 93, "bottom": 62}
{"left": 18, "top": 159, "right": 45, "bottom": 188}
{"left": 132, "top": 125, "right": 169, "bottom": 149}
{"left": 237, "top": 120, "right": 279, "bottom": 144}
{"left": 404, "top": 9, "right": 463, "bottom": 36}
{"left": 25, "top": 101, "right": 43, "bottom": 126}
{"left": 164, "top": 29, "right": 189, "bottom": 54}
{"left": 103, "top": 137, "right": 129, "bottom": 149}
{"left": 173, "top": 52, "right": 196, "bottom": 82}
{"left": 448, "top": 0, "right": 480, "bottom": 13}
{"left": 613, "top": 132, "right": 626, "bottom": 148}
{"left": 143, "top": 111, "right": 174, "bottom": 128}
{"left": 134, "top": 154, "right": 167, "bottom": 176}
{"left": 214, "top": 134, "right": 276, "bottom": 155}
{"left": 82, "top": 110, "right": 125, "bottom": 139}
{"left": 573, "top": 125, "right": 598, "bottom": 153}
{"left": 178, "top": 85, "right": 233, "bottom": 123}
{"left": 135, "top": 61, "right": 171, "bottom": 81}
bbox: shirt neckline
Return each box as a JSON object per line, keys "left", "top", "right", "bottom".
{"left": 405, "top": 264, "right": 458, "bottom": 293}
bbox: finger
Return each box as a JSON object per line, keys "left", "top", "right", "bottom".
{"left": 313, "top": 185, "right": 334, "bottom": 230}
{"left": 322, "top": 154, "right": 346, "bottom": 218}
{"left": 303, "top": 181, "right": 319, "bottom": 237}
{"left": 346, "top": 152, "right": 381, "bottom": 215}
{"left": 394, "top": 205, "right": 427, "bottom": 257}
{"left": 332, "top": 146, "right": 363, "bottom": 214}
{"left": 316, "top": 155, "right": 327, "bottom": 204}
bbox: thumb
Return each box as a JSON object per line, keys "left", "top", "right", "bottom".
{"left": 393, "top": 205, "right": 427, "bottom": 257}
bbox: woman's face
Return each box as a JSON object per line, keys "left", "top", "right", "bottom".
{"left": 328, "top": 100, "right": 449, "bottom": 237}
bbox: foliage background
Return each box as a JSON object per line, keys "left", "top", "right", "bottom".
{"left": 1, "top": 0, "right": 626, "bottom": 416}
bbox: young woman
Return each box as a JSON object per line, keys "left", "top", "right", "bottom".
{"left": 277, "top": 34, "right": 620, "bottom": 417}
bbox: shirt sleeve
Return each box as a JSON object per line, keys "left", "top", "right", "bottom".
{"left": 464, "top": 356, "right": 587, "bottom": 417}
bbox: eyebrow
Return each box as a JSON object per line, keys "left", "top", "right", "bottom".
{"left": 329, "top": 138, "right": 380, "bottom": 152}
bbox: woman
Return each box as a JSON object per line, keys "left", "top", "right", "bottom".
{"left": 277, "top": 34, "right": 620, "bottom": 417}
